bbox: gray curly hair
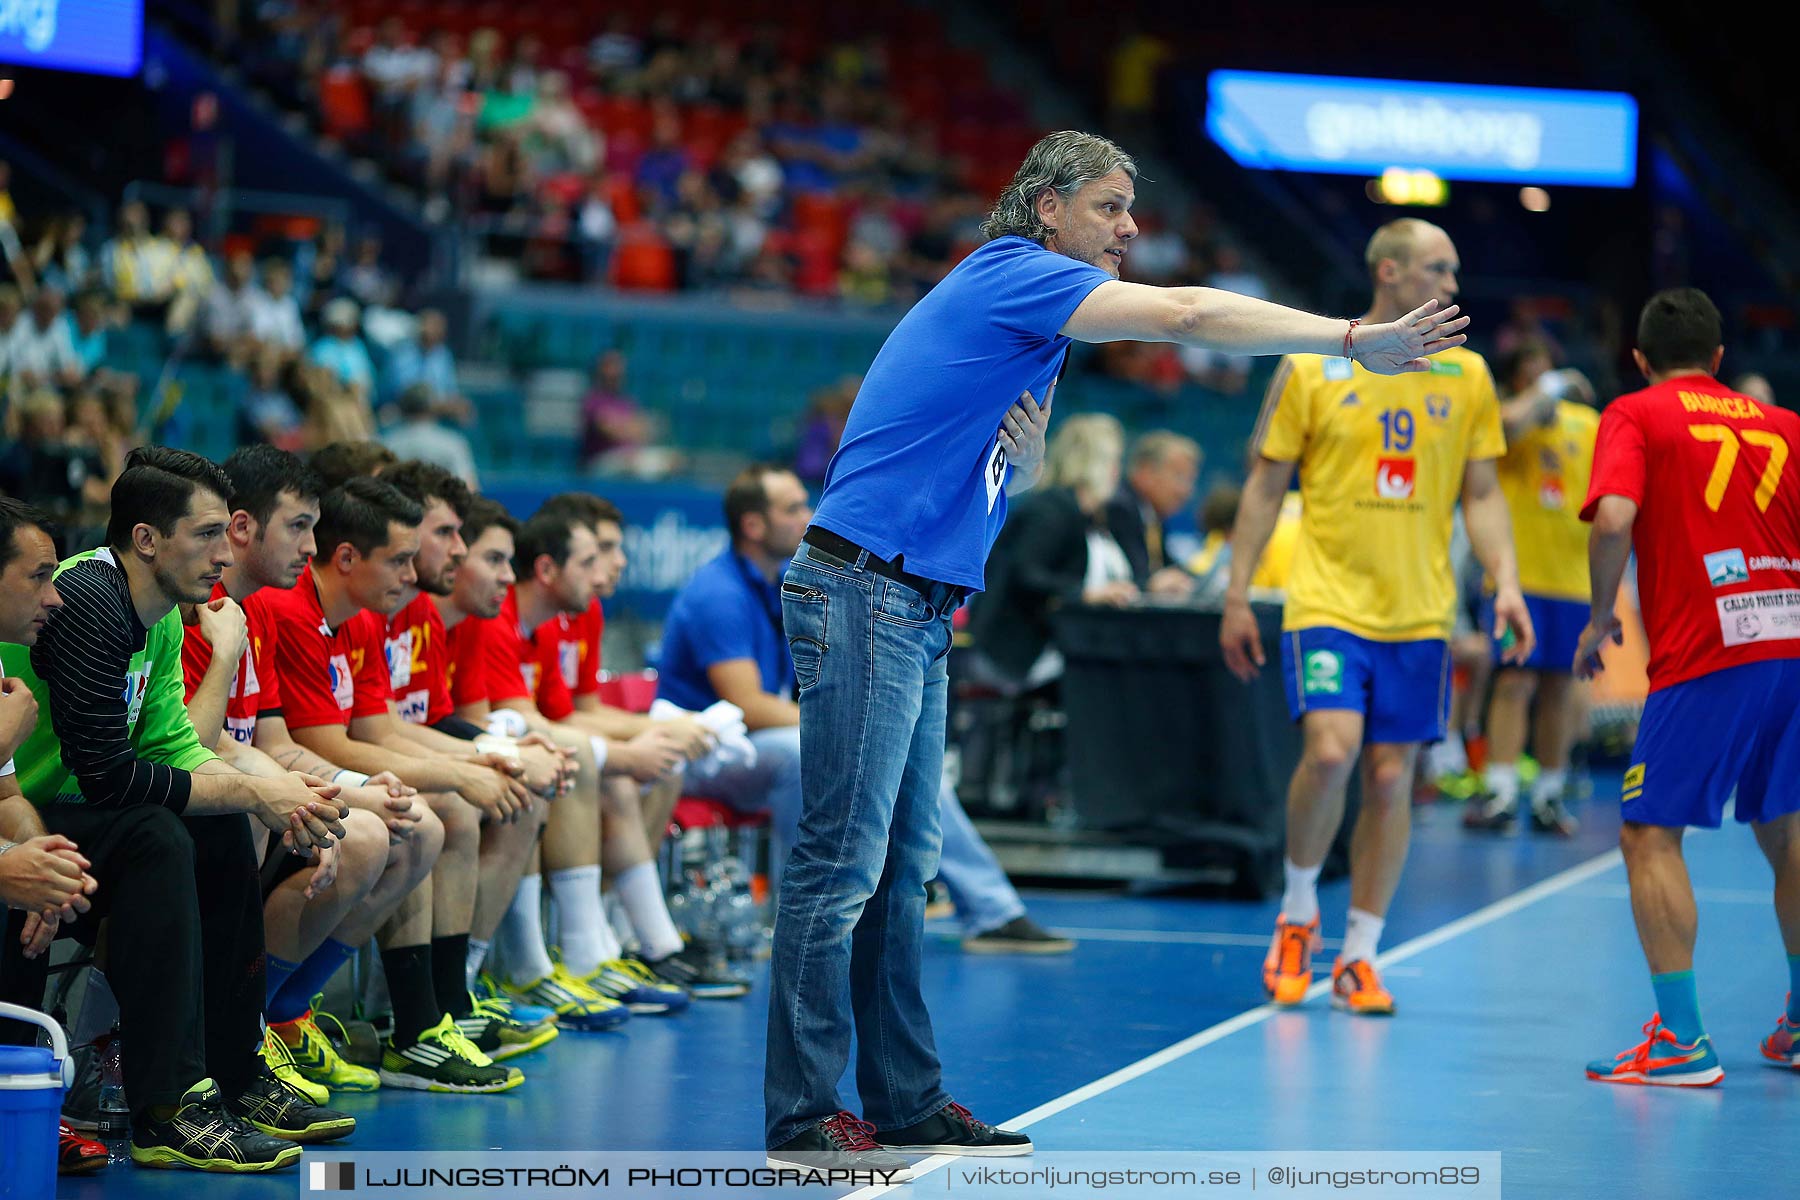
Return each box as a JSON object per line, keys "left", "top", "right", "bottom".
{"left": 980, "top": 131, "right": 1138, "bottom": 244}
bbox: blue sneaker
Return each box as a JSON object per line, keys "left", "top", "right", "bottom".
{"left": 1760, "top": 1001, "right": 1799, "bottom": 1069}
{"left": 476, "top": 973, "right": 557, "bottom": 1028}
{"left": 1586, "top": 1014, "right": 1723, "bottom": 1087}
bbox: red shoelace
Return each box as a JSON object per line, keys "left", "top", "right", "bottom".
{"left": 819, "top": 1112, "right": 881, "bottom": 1152}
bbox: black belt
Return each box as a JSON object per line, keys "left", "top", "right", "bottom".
{"left": 802, "top": 527, "right": 959, "bottom": 601}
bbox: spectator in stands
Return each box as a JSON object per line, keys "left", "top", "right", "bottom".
{"left": 636, "top": 104, "right": 692, "bottom": 209}
{"left": 240, "top": 346, "right": 306, "bottom": 450}
{"left": 1734, "top": 373, "right": 1777, "bottom": 406}
{"left": 4, "top": 286, "right": 85, "bottom": 392}
{"left": 1106, "top": 430, "right": 1202, "bottom": 597}
{"left": 249, "top": 258, "right": 306, "bottom": 360}
{"left": 31, "top": 212, "right": 94, "bottom": 294}
{"left": 386, "top": 308, "right": 466, "bottom": 419}
{"left": 0, "top": 392, "right": 107, "bottom": 524}
{"left": 297, "top": 224, "right": 347, "bottom": 326}
{"left": 66, "top": 289, "right": 113, "bottom": 377}
{"left": 967, "top": 415, "right": 1137, "bottom": 692}
{"left": 658, "top": 464, "right": 1071, "bottom": 950}
{"left": 523, "top": 72, "right": 600, "bottom": 176}
{"left": 0, "top": 161, "right": 28, "bottom": 293}
{"left": 296, "top": 357, "right": 376, "bottom": 447}
{"left": 160, "top": 208, "right": 213, "bottom": 335}
{"left": 101, "top": 199, "right": 170, "bottom": 314}
{"left": 342, "top": 234, "right": 397, "bottom": 309}
{"left": 0, "top": 282, "right": 20, "bottom": 347}
{"left": 382, "top": 383, "right": 479, "bottom": 490}
{"left": 67, "top": 389, "right": 130, "bottom": 485}
{"left": 0, "top": 447, "right": 351, "bottom": 1171}
{"left": 1180, "top": 243, "right": 1267, "bottom": 392}
{"left": 580, "top": 349, "right": 678, "bottom": 478}
{"left": 1186, "top": 483, "right": 1243, "bottom": 608}
{"left": 0, "top": 160, "right": 15, "bottom": 231}
{"left": 793, "top": 377, "right": 857, "bottom": 488}
{"left": 202, "top": 249, "right": 265, "bottom": 367}
{"left": 309, "top": 297, "right": 375, "bottom": 405}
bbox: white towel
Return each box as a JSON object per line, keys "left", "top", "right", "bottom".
{"left": 650, "top": 698, "right": 758, "bottom": 775}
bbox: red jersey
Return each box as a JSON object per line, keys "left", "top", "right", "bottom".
{"left": 480, "top": 587, "right": 574, "bottom": 720}
{"left": 534, "top": 598, "right": 604, "bottom": 700}
{"left": 385, "top": 593, "right": 453, "bottom": 725}
{"left": 180, "top": 582, "right": 282, "bottom": 746}
{"left": 263, "top": 570, "right": 392, "bottom": 729}
{"left": 443, "top": 607, "right": 492, "bottom": 709}
{"left": 1583, "top": 374, "right": 1800, "bottom": 691}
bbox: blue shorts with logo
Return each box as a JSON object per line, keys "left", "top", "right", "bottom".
{"left": 1280, "top": 626, "right": 1452, "bottom": 745}
{"left": 1623, "top": 658, "right": 1800, "bottom": 828}
{"left": 1479, "top": 592, "right": 1588, "bottom": 672}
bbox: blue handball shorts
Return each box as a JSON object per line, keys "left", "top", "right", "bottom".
{"left": 1280, "top": 626, "right": 1452, "bottom": 746}
{"left": 1479, "top": 591, "right": 1588, "bottom": 672}
{"left": 1622, "top": 657, "right": 1800, "bottom": 828}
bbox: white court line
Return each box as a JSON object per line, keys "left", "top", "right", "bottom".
{"left": 1033, "top": 927, "right": 1345, "bottom": 949}
{"left": 844, "top": 848, "right": 1623, "bottom": 1199}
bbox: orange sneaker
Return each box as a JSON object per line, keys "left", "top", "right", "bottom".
{"left": 1263, "top": 915, "right": 1321, "bottom": 1006}
{"left": 1330, "top": 958, "right": 1396, "bottom": 1016}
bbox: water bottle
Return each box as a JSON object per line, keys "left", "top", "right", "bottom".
{"left": 96, "top": 1031, "right": 129, "bottom": 1164}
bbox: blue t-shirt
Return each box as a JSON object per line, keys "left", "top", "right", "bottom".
{"left": 809, "top": 236, "right": 1110, "bottom": 591}
{"left": 656, "top": 550, "right": 794, "bottom": 712}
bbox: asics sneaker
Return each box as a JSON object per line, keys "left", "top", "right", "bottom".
{"left": 129, "top": 1079, "right": 301, "bottom": 1172}
{"left": 1586, "top": 1015, "right": 1723, "bottom": 1087}
{"left": 226, "top": 1067, "right": 356, "bottom": 1143}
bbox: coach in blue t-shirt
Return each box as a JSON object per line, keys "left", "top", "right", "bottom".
{"left": 659, "top": 465, "right": 1073, "bottom": 950}
{"left": 765, "top": 129, "right": 1473, "bottom": 1171}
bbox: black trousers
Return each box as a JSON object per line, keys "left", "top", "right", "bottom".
{"left": 0, "top": 805, "right": 266, "bottom": 1122}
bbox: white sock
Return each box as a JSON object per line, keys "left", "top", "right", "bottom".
{"left": 1430, "top": 732, "right": 1468, "bottom": 776}
{"left": 1280, "top": 859, "right": 1322, "bottom": 926}
{"left": 594, "top": 899, "right": 624, "bottom": 963}
{"left": 498, "top": 875, "right": 556, "bottom": 986}
{"left": 1484, "top": 762, "right": 1520, "bottom": 809}
{"left": 549, "top": 864, "right": 607, "bottom": 977}
{"left": 616, "top": 861, "right": 685, "bottom": 960}
{"left": 1341, "top": 907, "right": 1385, "bottom": 964}
{"left": 604, "top": 892, "right": 636, "bottom": 953}
{"left": 465, "top": 937, "right": 491, "bottom": 990}
{"left": 1531, "top": 768, "right": 1567, "bottom": 811}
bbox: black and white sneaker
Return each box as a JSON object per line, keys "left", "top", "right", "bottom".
{"left": 129, "top": 1078, "right": 302, "bottom": 1172}
{"left": 632, "top": 945, "right": 750, "bottom": 999}
{"left": 767, "top": 1111, "right": 913, "bottom": 1179}
{"left": 226, "top": 1068, "right": 356, "bottom": 1143}
{"left": 1530, "top": 795, "right": 1580, "bottom": 837}
{"left": 875, "top": 1102, "right": 1032, "bottom": 1157}
{"left": 962, "top": 916, "right": 1076, "bottom": 955}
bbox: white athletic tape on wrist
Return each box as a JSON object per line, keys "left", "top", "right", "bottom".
{"left": 333, "top": 769, "right": 370, "bottom": 787}
{"left": 486, "top": 709, "right": 529, "bottom": 738}
{"left": 589, "top": 736, "right": 609, "bottom": 774}
{"left": 474, "top": 734, "right": 520, "bottom": 758}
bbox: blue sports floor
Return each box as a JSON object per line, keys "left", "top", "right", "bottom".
{"left": 61, "top": 770, "right": 1798, "bottom": 1199}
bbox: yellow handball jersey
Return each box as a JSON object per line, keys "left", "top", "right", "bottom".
{"left": 1252, "top": 346, "right": 1505, "bottom": 642}
{"left": 1495, "top": 400, "right": 1598, "bottom": 602}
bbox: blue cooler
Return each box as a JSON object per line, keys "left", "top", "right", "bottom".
{"left": 0, "top": 1002, "right": 70, "bottom": 1200}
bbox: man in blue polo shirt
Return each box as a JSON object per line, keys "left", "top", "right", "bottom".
{"left": 658, "top": 464, "right": 1071, "bottom": 952}
{"left": 765, "top": 129, "right": 1472, "bottom": 1175}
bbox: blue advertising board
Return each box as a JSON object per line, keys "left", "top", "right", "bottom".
{"left": 483, "top": 477, "right": 730, "bottom": 622}
{"left": 1207, "top": 70, "right": 1637, "bottom": 187}
{"left": 0, "top": 0, "right": 143, "bottom": 77}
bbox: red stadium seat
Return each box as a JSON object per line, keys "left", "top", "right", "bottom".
{"left": 319, "top": 66, "right": 371, "bottom": 139}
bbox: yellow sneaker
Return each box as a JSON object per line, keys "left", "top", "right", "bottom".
{"left": 261, "top": 1026, "right": 329, "bottom": 1106}
{"left": 505, "top": 961, "right": 631, "bottom": 1032}
{"left": 271, "top": 1010, "right": 381, "bottom": 1093}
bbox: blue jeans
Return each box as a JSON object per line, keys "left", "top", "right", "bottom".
{"left": 693, "top": 724, "right": 1025, "bottom": 938}
{"left": 764, "top": 543, "right": 960, "bottom": 1148}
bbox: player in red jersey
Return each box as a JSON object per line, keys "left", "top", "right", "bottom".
{"left": 181, "top": 446, "right": 434, "bottom": 1099}
{"left": 266, "top": 478, "right": 527, "bottom": 1093}
{"left": 375, "top": 463, "right": 570, "bottom": 1048}
{"left": 1578, "top": 289, "right": 1800, "bottom": 1086}
{"left": 531, "top": 492, "right": 714, "bottom": 844}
